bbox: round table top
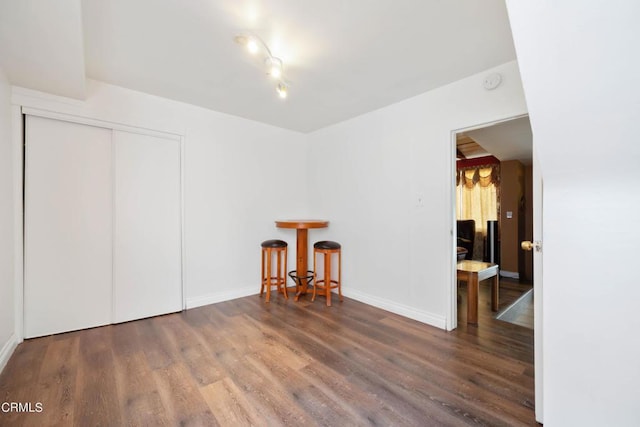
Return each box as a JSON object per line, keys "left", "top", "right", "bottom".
{"left": 275, "top": 220, "right": 329, "bottom": 229}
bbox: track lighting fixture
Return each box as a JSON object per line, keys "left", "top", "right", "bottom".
{"left": 235, "top": 33, "right": 290, "bottom": 99}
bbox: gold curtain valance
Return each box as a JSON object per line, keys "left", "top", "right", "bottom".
{"left": 456, "top": 165, "right": 500, "bottom": 188}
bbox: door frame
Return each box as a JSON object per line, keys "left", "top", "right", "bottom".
{"left": 448, "top": 113, "right": 529, "bottom": 330}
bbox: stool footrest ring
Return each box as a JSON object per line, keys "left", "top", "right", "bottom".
{"left": 288, "top": 270, "right": 315, "bottom": 301}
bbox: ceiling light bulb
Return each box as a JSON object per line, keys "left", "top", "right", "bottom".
{"left": 277, "top": 83, "right": 288, "bottom": 99}
{"left": 266, "top": 57, "right": 283, "bottom": 79}
{"left": 247, "top": 39, "right": 259, "bottom": 54}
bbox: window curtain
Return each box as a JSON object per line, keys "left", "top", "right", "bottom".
{"left": 456, "top": 162, "right": 499, "bottom": 260}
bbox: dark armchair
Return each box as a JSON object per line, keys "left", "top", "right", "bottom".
{"left": 456, "top": 220, "right": 475, "bottom": 260}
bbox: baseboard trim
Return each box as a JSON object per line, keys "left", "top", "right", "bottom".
{"left": 186, "top": 287, "right": 447, "bottom": 330}
{"left": 500, "top": 270, "right": 520, "bottom": 279}
{"left": 342, "top": 289, "right": 447, "bottom": 330}
{"left": 0, "top": 333, "right": 19, "bottom": 374}
{"left": 186, "top": 286, "right": 257, "bottom": 309}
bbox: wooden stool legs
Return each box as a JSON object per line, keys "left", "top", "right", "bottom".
{"left": 312, "top": 245, "right": 342, "bottom": 306}
{"left": 260, "top": 241, "right": 288, "bottom": 303}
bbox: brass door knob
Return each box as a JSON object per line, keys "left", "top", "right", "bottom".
{"left": 521, "top": 240, "right": 542, "bottom": 252}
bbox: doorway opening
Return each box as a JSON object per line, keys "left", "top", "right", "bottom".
{"left": 451, "top": 115, "right": 533, "bottom": 330}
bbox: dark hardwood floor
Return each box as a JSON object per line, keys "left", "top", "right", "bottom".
{"left": 0, "top": 281, "right": 536, "bottom": 426}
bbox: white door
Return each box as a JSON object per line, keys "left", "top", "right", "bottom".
{"left": 24, "top": 116, "right": 113, "bottom": 338}
{"left": 532, "top": 150, "right": 544, "bottom": 423}
{"left": 113, "top": 131, "right": 182, "bottom": 323}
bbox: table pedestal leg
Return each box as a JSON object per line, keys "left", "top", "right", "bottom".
{"left": 293, "top": 228, "right": 309, "bottom": 300}
{"left": 296, "top": 229, "right": 308, "bottom": 277}
{"left": 467, "top": 274, "right": 479, "bottom": 325}
{"left": 491, "top": 275, "right": 499, "bottom": 312}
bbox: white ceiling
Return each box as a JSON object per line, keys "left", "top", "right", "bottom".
{"left": 466, "top": 117, "right": 533, "bottom": 164}
{"left": 0, "top": 0, "right": 517, "bottom": 133}
{"left": 0, "top": 0, "right": 86, "bottom": 99}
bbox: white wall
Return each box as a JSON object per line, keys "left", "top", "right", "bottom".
{"left": 182, "top": 102, "right": 309, "bottom": 306}
{"left": 0, "top": 66, "right": 16, "bottom": 371}
{"left": 506, "top": 1, "right": 640, "bottom": 425}
{"left": 307, "top": 60, "right": 527, "bottom": 327}
{"left": 13, "top": 80, "right": 309, "bottom": 310}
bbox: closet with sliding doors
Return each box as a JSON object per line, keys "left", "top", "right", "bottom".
{"left": 23, "top": 112, "right": 183, "bottom": 338}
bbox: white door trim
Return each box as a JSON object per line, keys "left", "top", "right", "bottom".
{"left": 12, "top": 105, "right": 24, "bottom": 343}
{"left": 21, "top": 107, "right": 182, "bottom": 141}
{"left": 448, "top": 113, "right": 529, "bottom": 331}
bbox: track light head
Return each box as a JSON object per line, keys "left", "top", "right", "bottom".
{"left": 276, "top": 82, "right": 288, "bottom": 99}
{"left": 265, "top": 57, "right": 283, "bottom": 78}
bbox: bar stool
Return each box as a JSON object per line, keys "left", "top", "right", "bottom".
{"left": 312, "top": 240, "right": 342, "bottom": 306}
{"left": 260, "top": 239, "right": 288, "bottom": 303}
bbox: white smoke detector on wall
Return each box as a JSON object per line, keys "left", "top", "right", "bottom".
{"left": 483, "top": 73, "right": 502, "bottom": 90}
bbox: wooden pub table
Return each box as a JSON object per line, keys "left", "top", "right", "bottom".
{"left": 457, "top": 260, "right": 499, "bottom": 325}
{"left": 275, "top": 220, "right": 329, "bottom": 300}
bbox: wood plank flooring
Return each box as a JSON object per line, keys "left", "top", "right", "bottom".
{"left": 0, "top": 283, "right": 536, "bottom": 426}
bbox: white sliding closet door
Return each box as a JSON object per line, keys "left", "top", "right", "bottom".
{"left": 113, "top": 131, "right": 182, "bottom": 323}
{"left": 24, "top": 116, "right": 113, "bottom": 338}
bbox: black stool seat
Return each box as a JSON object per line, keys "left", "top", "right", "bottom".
{"left": 314, "top": 240, "right": 341, "bottom": 250}
{"left": 261, "top": 239, "right": 287, "bottom": 248}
